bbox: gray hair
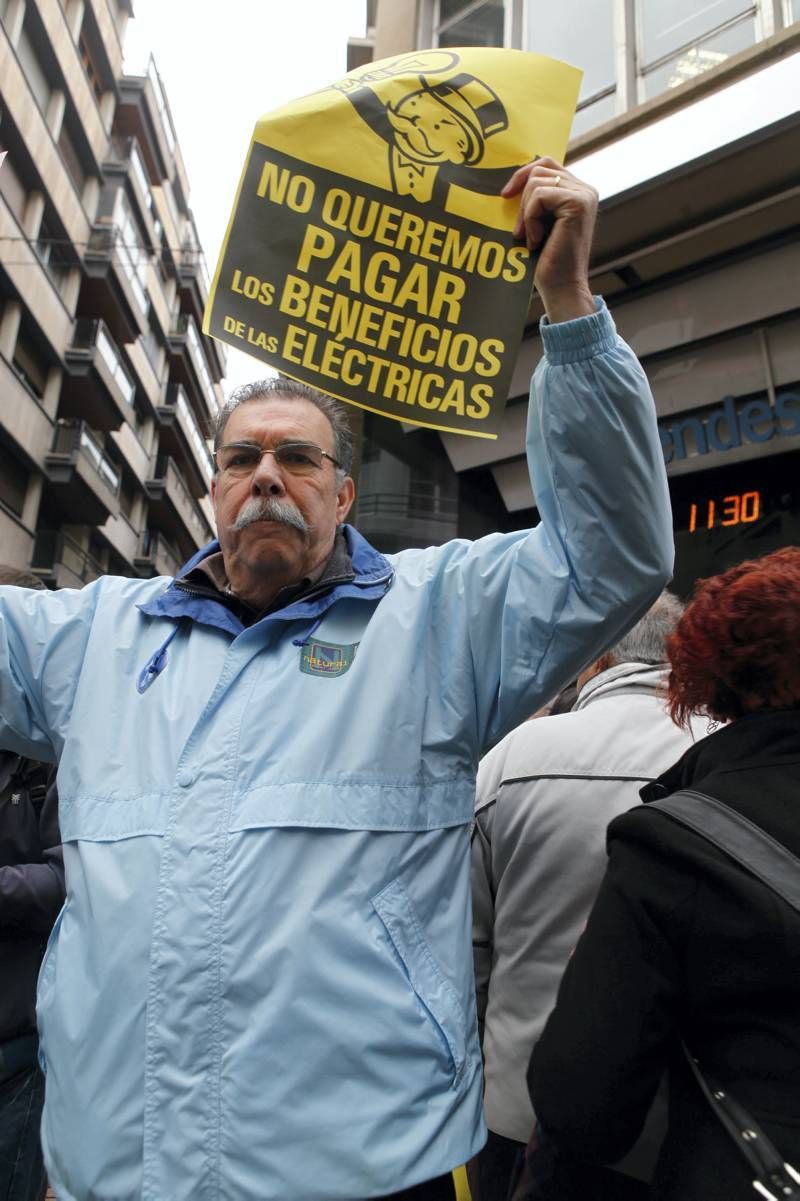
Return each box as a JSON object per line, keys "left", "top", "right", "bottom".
{"left": 211, "top": 377, "right": 354, "bottom": 478}
{"left": 608, "top": 591, "right": 684, "bottom": 666}
{"left": 0, "top": 564, "right": 46, "bottom": 589}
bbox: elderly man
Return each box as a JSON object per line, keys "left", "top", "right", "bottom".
{"left": 0, "top": 161, "right": 671, "bottom": 1201}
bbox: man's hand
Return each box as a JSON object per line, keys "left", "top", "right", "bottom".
{"left": 503, "top": 157, "right": 597, "bottom": 324}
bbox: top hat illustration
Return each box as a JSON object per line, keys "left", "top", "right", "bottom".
{"left": 418, "top": 73, "right": 509, "bottom": 164}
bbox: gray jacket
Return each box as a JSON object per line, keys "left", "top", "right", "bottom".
{"left": 471, "top": 662, "right": 704, "bottom": 1142}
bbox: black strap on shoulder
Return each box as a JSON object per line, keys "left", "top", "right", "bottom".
{"left": 650, "top": 788, "right": 800, "bottom": 1197}
{"left": 649, "top": 788, "right": 800, "bottom": 915}
{"left": 681, "top": 1044, "right": 800, "bottom": 1197}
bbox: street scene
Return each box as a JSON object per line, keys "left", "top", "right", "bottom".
{"left": 1, "top": 2, "right": 799, "bottom": 1199}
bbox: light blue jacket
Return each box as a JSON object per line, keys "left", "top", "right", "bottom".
{"left": 0, "top": 302, "right": 672, "bottom": 1200}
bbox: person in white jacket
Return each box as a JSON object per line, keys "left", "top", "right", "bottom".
{"left": 470, "top": 594, "right": 705, "bottom": 1201}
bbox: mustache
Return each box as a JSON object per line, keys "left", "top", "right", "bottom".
{"left": 233, "top": 497, "right": 309, "bottom": 536}
{"left": 386, "top": 107, "right": 435, "bottom": 155}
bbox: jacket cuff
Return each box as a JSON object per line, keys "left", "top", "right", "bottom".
{"left": 539, "top": 298, "right": 618, "bottom": 365}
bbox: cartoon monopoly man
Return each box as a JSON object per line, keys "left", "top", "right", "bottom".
{"left": 334, "top": 51, "right": 523, "bottom": 207}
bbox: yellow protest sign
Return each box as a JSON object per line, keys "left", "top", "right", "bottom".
{"left": 204, "top": 48, "right": 581, "bottom": 439}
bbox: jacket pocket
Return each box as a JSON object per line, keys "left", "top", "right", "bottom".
{"left": 372, "top": 878, "right": 467, "bottom": 1084}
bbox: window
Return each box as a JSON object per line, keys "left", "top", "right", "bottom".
{"left": 641, "top": 15, "right": 757, "bottom": 97}
{"left": 0, "top": 440, "right": 29, "bottom": 517}
{"left": 58, "top": 118, "right": 87, "bottom": 195}
{"left": 416, "top": 0, "right": 788, "bottom": 139}
{"left": 16, "top": 14, "right": 53, "bottom": 114}
{"left": 36, "top": 213, "right": 73, "bottom": 295}
{"left": 437, "top": 1, "right": 505, "bottom": 47}
{"left": 12, "top": 328, "right": 49, "bottom": 399}
{"left": 638, "top": 0, "right": 754, "bottom": 65}
{"left": 96, "top": 325, "right": 135, "bottom": 405}
{"left": 176, "top": 388, "right": 214, "bottom": 479}
{"left": 113, "top": 191, "right": 149, "bottom": 314}
{"left": 526, "top": 0, "right": 615, "bottom": 132}
{"left": 185, "top": 318, "right": 218, "bottom": 413}
{"left": 118, "top": 473, "right": 136, "bottom": 520}
{"left": 79, "top": 25, "right": 105, "bottom": 102}
{"left": 571, "top": 91, "right": 617, "bottom": 137}
{"left": 637, "top": 0, "right": 757, "bottom": 97}
{"left": 141, "top": 322, "right": 162, "bottom": 372}
{"left": 147, "top": 60, "right": 177, "bottom": 156}
{"left": 0, "top": 153, "right": 27, "bottom": 224}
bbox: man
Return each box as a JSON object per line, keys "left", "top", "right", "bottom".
{"left": 0, "top": 566, "right": 63, "bottom": 1201}
{"left": 470, "top": 594, "right": 704, "bottom": 1201}
{"left": 0, "top": 160, "right": 672, "bottom": 1201}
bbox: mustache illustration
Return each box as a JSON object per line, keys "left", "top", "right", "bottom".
{"left": 386, "top": 104, "right": 435, "bottom": 155}
{"left": 233, "top": 496, "right": 309, "bottom": 536}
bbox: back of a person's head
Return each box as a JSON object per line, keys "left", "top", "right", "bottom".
{"left": 607, "top": 590, "right": 684, "bottom": 667}
{"left": 667, "top": 547, "right": 800, "bottom": 727}
{"left": 0, "top": 563, "right": 46, "bottom": 590}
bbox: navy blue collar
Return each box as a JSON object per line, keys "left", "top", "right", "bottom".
{"left": 137, "top": 524, "right": 393, "bottom": 638}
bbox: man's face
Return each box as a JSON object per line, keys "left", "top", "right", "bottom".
{"left": 211, "top": 397, "right": 354, "bottom": 602}
{"left": 387, "top": 90, "right": 473, "bottom": 165}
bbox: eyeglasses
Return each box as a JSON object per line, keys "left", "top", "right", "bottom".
{"left": 215, "top": 440, "right": 341, "bottom": 478}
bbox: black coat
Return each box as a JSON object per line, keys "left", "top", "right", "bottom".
{"left": 0, "top": 753, "right": 64, "bottom": 1042}
{"left": 527, "top": 709, "right": 800, "bottom": 1201}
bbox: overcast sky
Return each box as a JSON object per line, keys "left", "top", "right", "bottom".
{"left": 123, "top": 6, "right": 799, "bottom": 396}
{"left": 123, "top": 0, "right": 367, "bottom": 393}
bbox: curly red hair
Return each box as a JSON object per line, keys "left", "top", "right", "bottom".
{"left": 667, "top": 548, "right": 800, "bottom": 727}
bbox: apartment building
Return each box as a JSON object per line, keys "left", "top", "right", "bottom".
{"left": 0, "top": 0, "right": 226, "bottom": 588}
{"left": 350, "top": 1, "right": 800, "bottom": 594}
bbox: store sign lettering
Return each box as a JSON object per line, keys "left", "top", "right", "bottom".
{"left": 659, "top": 391, "right": 800, "bottom": 464}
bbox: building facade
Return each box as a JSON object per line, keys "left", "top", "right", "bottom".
{"left": 351, "top": 0, "right": 800, "bottom": 593}
{"left": 0, "top": 0, "right": 225, "bottom": 587}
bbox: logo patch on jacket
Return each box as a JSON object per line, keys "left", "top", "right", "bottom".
{"left": 300, "top": 640, "right": 358, "bottom": 678}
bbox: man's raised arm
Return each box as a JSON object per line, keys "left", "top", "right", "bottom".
{"left": 425, "top": 159, "right": 673, "bottom": 751}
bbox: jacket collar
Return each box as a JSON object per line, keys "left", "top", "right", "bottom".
{"left": 136, "top": 524, "right": 393, "bottom": 637}
{"left": 640, "top": 708, "right": 800, "bottom": 803}
{"left": 575, "top": 662, "right": 667, "bottom": 711}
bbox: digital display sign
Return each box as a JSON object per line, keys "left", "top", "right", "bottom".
{"left": 669, "top": 453, "right": 800, "bottom": 597}
{"left": 687, "top": 491, "right": 761, "bottom": 533}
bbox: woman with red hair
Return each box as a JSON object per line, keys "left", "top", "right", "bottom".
{"left": 521, "top": 548, "right": 800, "bottom": 1200}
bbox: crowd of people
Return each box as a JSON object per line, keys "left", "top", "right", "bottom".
{"left": 0, "top": 156, "right": 797, "bottom": 1201}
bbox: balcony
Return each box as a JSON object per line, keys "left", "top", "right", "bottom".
{"left": 31, "top": 530, "right": 106, "bottom": 590}
{"left": 156, "top": 383, "right": 214, "bottom": 496}
{"left": 116, "top": 57, "right": 189, "bottom": 202}
{"left": 168, "top": 312, "right": 220, "bottom": 419}
{"left": 62, "top": 319, "right": 136, "bottom": 431}
{"left": 103, "top": 136, "right": 161, "bottom": 245}
{"left": 134, "top": 528, "right": 183, "bottom": 579}
{"left": 44, "top": 420, "right": 120, "bottom": 525}
{"left": 177, "top": 227, "right": 226, "bottom": 377}
{"left": 356, "top": 486, "right": 459, "bottom": 551}
{"left": 0, "top": 26, "right": 90, "bottom": 259}
{"left": 37, "top": 0, "right": 109, "bottom": 166}
{"left": 145, "top": 454, "right": 212, "bottom": 551}
{"left": 98, "top": 510, "right": 141, "bottom": 570}
{"left": 110, "top": 421, "right": 152, "bottom": 487}
{"left": 0, "top": 193, "right": 73, "bottom": 357}
{"left": 81, "top": 223, "right": 149, "bottom": 344}
{"left": 0, "top": 354, "right": 54, "bottom": 468}
{"left": 178, "top": 238, "right": 211, "bottom": 294}
{"left": 124, "top": 337, "right": 166, "bottom": 412}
